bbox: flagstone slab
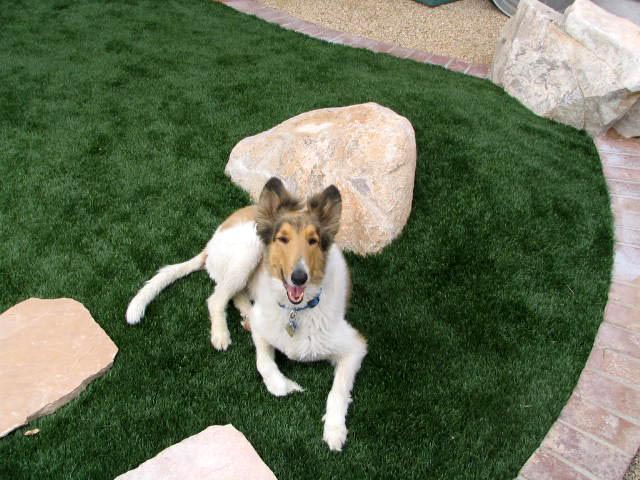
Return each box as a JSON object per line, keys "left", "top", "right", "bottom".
{"left": 115, "top": 425, "right": 277, "bottom": 480}
{"left": 0, "top": 298, "right": 117, "bottom": 438}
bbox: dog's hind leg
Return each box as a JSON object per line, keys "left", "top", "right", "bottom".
{"left": 204, "top": 222, "right": 263, "bottom": 351}
{"left": 233, "top": 291, "right": 252, "bottom": 331}
{"left": 207, "top": 268, "right": 259, "bottom": 349}
{"left": 206, "top": 243, "right": 259, "bottom": 351}
{"left": 207, "top": 286, "right": 237, "bottom": 351}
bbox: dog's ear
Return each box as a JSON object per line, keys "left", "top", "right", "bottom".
{"left": 308, "top": 185, "right": 342, "bottom": 250}
{"left": 256, "top": 177, "right": 299, "bottom": 244}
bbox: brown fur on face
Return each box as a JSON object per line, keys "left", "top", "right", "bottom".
{"left": 256, "top": 178, "right": 342, "bottom": 285}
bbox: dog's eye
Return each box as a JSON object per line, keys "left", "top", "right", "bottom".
{"left": 308, "top": 238, "right": 318, "bottom": 246}
{"left": 277, "top": 236, "right": 289, "bottom": 244}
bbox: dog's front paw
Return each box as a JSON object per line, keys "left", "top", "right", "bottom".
{"left": 264, "top": 375, "right": 304, "bottom": 397}
{"left": 323, "top": 422, "right": 347, "bottom": 452}
{"left": 211, "top": 329, "right": 231, "bottom": 351}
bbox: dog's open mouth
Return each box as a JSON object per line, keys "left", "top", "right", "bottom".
{"left": 284, "top": 283, "right": 305, "bottom": 304}
{"left": 281, "top": 270, "right": 306, "bottom": 304}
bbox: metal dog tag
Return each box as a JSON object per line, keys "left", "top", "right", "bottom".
{"left": 286, "top": 311, "right": 297, "bottom": 337}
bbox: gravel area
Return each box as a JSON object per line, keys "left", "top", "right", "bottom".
{"left": 258, "top": 0, "right": 508, "bottom": 65}
{"left": 627, "top": 450, "right": 640, "bottom": 480}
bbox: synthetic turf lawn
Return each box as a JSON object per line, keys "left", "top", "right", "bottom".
{"left": 0, "top": 1, "right": 613, "bottom": 478}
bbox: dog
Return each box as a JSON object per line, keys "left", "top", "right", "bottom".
{"left": 126, "top": 177, "right": 367, "bottom": 451}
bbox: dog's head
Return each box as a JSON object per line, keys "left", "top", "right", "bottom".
{"left": 256, "top": 177, "right": 342, "bottom": 305}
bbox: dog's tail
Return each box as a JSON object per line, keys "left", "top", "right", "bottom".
{"left": 126, "top": 250, "right": 207, "bottom": 325}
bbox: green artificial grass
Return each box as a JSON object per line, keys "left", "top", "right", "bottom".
{"left": 0, "top": 1, "right": 613, "bottom": 479}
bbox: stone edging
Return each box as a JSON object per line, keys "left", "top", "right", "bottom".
{"left": 216, "top": 2, "right": 640, "bottom": 478}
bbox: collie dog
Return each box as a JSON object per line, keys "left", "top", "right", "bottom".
{"left": 126, "top": 177, "right": 367, "bottom": 451}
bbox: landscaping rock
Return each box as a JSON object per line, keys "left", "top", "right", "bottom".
{"left": 115, "top": 425, "right": 277, "bottom": 480}
{"left": 491, "top": 0, "right": 640, "bottom": 137}
{"left": 614, "top": 101, "right": 640, "bottom": 139}
{"left": 225, "top": 103, "right": 417, "bottom": 255}
{"left": 0, "top": 298, "right": 117, "bottom": 438}
{"left": 564, "top": 0, "right": 640, "bottom": 92}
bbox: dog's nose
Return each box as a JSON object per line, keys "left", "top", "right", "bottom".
{"left": 291, "top": 269, "right": 308, "bottom": 286}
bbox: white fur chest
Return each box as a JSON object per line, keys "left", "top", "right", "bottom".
{"left": 252, "top": 303, "right": 336, "bottom": 362}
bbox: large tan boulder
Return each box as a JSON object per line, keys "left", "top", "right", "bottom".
{"left": 115, "top": 425, "right": 276, "bottom": 480}
{"left": 491, "top": 0, "right": 640, "bottom": 137}
{"left": 0, "top": 298, "right": 118, "bottom": 438}
{"left": 225, "top": 103, "right": 416, "bottom": 255}
{"left": 564, "top": 0, "right": 640, "bottom": 92}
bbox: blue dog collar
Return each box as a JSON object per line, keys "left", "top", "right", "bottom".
{"left": 278, "top": 289, "right": 322, "bottom": 336}
{"left": 278, "top": 289, "right": 322, "bottom": 312}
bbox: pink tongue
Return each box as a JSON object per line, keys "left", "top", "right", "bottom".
{"left": 288, "top": 285, "right": 304, "bottom": 299}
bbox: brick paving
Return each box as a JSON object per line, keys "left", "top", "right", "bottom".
{"left": 216, "top": 1, "right": 640, "bottom": 477}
